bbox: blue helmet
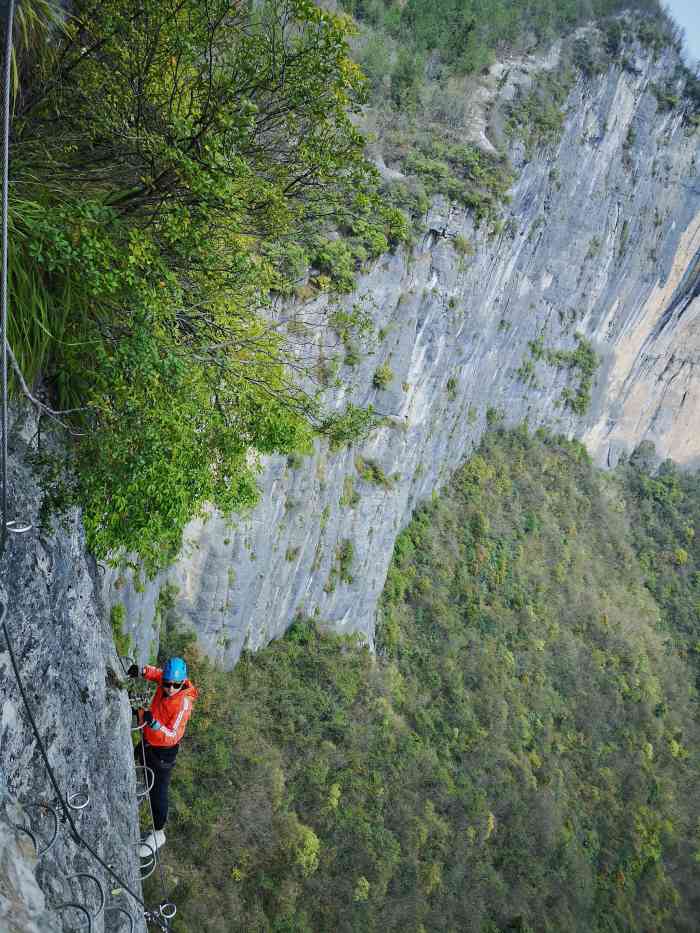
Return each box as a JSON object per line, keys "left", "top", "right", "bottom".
{"left": 163, "top": 657, "right": 187, "bottom": 682}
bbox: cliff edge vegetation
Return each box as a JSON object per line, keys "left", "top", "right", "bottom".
{"left": 150, "top": 429, "right": 700, "bottom": 932}
{"left": 11, "top": 0, "right": 406, "bottom": 571}
{"left": 10, "top": 0, "right": 698, "bottom": 578}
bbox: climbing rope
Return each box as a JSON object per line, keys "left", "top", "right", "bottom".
{"left": 0, "top": 3, "right": 175, "bottom": 929}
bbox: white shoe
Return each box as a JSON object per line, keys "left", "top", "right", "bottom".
{"left": 139, "top": 830, "right": 165, "bottom": 859}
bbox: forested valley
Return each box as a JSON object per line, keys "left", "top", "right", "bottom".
{"left": 152, "top": 429, "right": 700, "bottom": 931}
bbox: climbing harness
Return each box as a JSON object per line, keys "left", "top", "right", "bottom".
{"left": 0, "top": 2, "right": 176, "bottom": 927}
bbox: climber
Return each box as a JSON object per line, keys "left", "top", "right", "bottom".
{"left": 127, "top": 657, "right": 199, "bottom": 858}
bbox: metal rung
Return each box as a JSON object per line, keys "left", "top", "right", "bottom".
{"left": 131, "top": 709, "right": 146, "bottom": 733}
{"left": 130, "top": 694, "right": 152, "bottom": 707}
{"left": 6, "top": 519, "right": 32, "bottom": 534}
{"left": 65, "top": 872, "right": 105, "bottom": 919}
{"left": 105, "top": 906, "right": 134, "bottom": 933}
{"left": 67, "top": 790, "right": 90, "bottom": 811}
{"left": 20, "top": 801, "right": 59, "bottom": 856}
{"left": 138, "top": 841, "right": 157, "bottom": 881}
{"left": 160, "top": 902, "right": 177, "bottom": 920}
{"left": 139, "top": 861, "right": 156, "bottom": 881}
{"left": 54, "top": 902, "right": 92, "bottom": 932}
{"left": 135, "top": 765, "right": 154, "bottom": 799}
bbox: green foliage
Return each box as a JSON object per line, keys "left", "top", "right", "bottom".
{"left": 373, "top": 362, "right": 394, "bottom": 390}
{"left": 651, "top": 81, "right": 681, "bottom": 112}
{"left": 341, "top": 0, "right": 678, "bottom": 232}
{"left": 109, "top": 603, "right": 132, "bottom": 659}
{"left": 155, "top": 429, "right": 699, "bottom": 932}
{"left": 390, "top": 47, "right": 424, "bottom": 108}
{"left": 505, "top": 67, "right": 575, "bottom": 156}
{"left": 619, "top": 447, "right": 700, "bottom": 677}
{"left": 326, "top": 538, "right": 355, "bottom": 591}
{"left": 340, "top": 476, "right": 361, "bottom": 508}
{"left": 485, "top": 405, "right": 504, "bottom": 426}
{"left": 452, "top": 234, "right": 474, "bottom": 257}
{"left": 398, "top": 138, "right": 513, "bottom": 225}
{"left": 547, "top": 333, "right": 599, "bottom": 414}
{"left": 619, "top": 218, "right": 631, "bottom": 257}
{"left": 311, "top": 238, "right": 358, "bottom": 293}
{"left": 516, "top": 332, "right": 599, "bottom": 414}
{"left": 516, "top": 356, "right": 538, "bottom": 387}
{"left": 355, "top": 455, "right": 393, "bottom": 488}
{"left": 323, "top": 404, "right": 381, "bottom": 452}
{"left": 12, "top": 0, "right": 397, "bottom": 570}
{"left": 337, "top": 539, "right": 355, "bottom": 584}
{"left": 345, "top": 0, "right": 668, "bottom": 84}
{"left": 587, "top": 235, "right": 602, "bottom": 258}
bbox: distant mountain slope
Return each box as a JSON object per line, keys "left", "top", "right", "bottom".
{"left": 157, "top": 428, "right": 700, "bottom": 932}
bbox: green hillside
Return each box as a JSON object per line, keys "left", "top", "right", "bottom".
{"left": 153, "top": 429, "right": 700, "bottom": 932}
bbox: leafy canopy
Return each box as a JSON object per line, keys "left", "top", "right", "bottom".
{"left": 14, "top": 0, "right": 404, "bottom": 570}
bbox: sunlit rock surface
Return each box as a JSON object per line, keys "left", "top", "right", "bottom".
{"left": 107, "top": 41, "right": 700, "bottom": 668}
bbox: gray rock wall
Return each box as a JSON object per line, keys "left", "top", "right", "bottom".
{"left": 107, "top": 41, "right": 700, "bottom": 669}
{"left": 0, "top": 772, "right": 61, "bottom": 933}
{"left": 0, "top": 411, "right": 147, "bottom": 932}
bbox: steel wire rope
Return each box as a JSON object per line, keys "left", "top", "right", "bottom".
{"left": 0, "top": 3, "right": 173, "bottom": 929}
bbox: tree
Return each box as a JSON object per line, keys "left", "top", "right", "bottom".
{"left": 14, "top": 0, "right": 396, "bottom": 568}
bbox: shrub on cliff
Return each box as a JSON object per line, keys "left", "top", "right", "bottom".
{"left": 11, "top": 0, "right": 402, "bottom": 570}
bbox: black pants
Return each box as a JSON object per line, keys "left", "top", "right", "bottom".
{"left": 135, "top": 741, "right": 178, "bottom": 831}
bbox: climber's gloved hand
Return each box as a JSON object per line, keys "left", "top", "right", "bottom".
{"left": 127, "top": 663, "right": 140, "bottom": 678}
{"left": 143, "top": 710, "right": 162, "bottom": 731}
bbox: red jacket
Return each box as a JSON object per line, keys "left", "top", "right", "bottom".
{"left": 140, "top": 665, "right": 199, "bottom": 748}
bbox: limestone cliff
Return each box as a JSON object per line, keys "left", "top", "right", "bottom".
{"left": 0, "top": 411, "right": 147, "bottom": 932}
{"left": 106, "top": 38, "right": 700, "bottom": 668}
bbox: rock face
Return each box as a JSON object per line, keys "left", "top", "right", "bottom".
{"left": 0, "top": 773, "right": 61, "bottom": 933}
{"left": 106, "top": 40, "right": 700, "bottom": 669}
{"left": 0, "top": 412, "right": 147, "bottom": 932}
